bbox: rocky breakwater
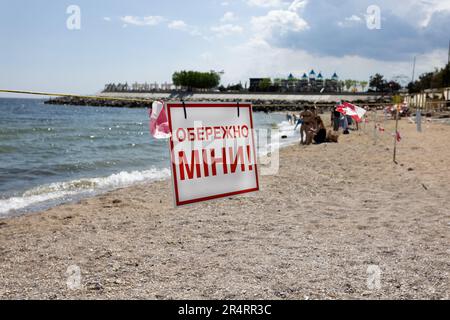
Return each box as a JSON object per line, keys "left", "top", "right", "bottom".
{"left": 45, "top": 94, "right": 388, "bottom": 112}
{"left": 45, "top": 96, "right": 152, "bottom": 108}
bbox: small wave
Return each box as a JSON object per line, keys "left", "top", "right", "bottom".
{"left": 261, "top": 121, "right": 301, "bottom": 153}
{"left": 0, "top": 117, "right": 296, "bottom": 217}
{"left": 0, "top": 167, "right": 171, "bottom": 216}
{"left": 0, "top": 145, "right": 17, "bottom": 153}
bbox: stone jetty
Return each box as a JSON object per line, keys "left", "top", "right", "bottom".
{"left": 45, "top": 91, "right": 390, "bottom": 112}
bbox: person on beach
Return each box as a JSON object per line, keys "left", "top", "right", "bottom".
{"left": 294, "top": 116, "right": 303, "bottom": 131}
{"left": 312, "top": 116, "right": 327, "bottom": 144}
{"left": 341, "top": 114, "right": 350, "bottom": 134}
{"left": 332, "top": 107, "right": 341, "bottom": 131}
{"left": 346, "top": 115, "right": 353, "bottom": 128}
{"left": 300, "top": 106, "right": 315, "bottom": 145}
{"left": 286, "top": 113, "right": 293, "bottom": 124}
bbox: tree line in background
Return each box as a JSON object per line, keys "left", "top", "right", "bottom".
{"left": 368, "top": 62, "right": 450, "bottom": 94}
{"left": 173, "top": 63, "right": 450, "bottom": 93}
{"left": 368, "top": 74, "right": 402, "bottom": 93}
{"left": 172, "top": 71, "right": 221, "bottom": 91}
{"left": 171, "top": 70, "right": 403, "bottom": 93}
{"left": 222, "top": 78, "right": 370, "bottom": 93}
{"left": 343, "top": 79, "right": 369, "bottom": 92}
{"left": 407, "top": 62, "right": 450, "bottom": 93}
{"left": 218, "top": 83, "right": 244, "bottom": 92}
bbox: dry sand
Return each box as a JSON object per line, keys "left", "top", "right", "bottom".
{"left": 0, "top": 117, "right": 449, "bottom": 300}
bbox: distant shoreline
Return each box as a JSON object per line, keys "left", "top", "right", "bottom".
{"left": 45, "top": 91, "right": 390, "bottom": 112}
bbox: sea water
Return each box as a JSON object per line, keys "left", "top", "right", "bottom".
{"left": 0, "top": 98, "right": 300, "bottom": 217}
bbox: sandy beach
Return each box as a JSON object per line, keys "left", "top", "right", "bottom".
{"left": 0, "top": 117, "right": 449, "bottom": 300}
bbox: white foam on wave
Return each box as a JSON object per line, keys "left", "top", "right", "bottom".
{"left": 0, "top": 167, "right": 171, "bottom": 216}
{"left": 276, "top": 120, "right": 302, "bottom": 145}
{"left": 0, "top": 119, "right": 299, "bottom": 217}
{"left": 257, "top": 120, "right": 301, "bottom": 156}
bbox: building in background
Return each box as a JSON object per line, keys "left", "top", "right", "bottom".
{"left": 103, "top": 70, "right": 343, "bottom": 93}
{"left": 103, "top": 82, "right": 177, "bottom": 92}
{"left": 249, "top": 70, "right": 342, "bottom": 93}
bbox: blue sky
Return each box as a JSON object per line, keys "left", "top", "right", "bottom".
{"left": 1, "top": 0, "right": 449, "bottom": 96}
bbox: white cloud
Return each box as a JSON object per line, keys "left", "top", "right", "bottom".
{"left": 221, "top": 11, "right": 236, "bottom": 22}
{"left": 337, "top": 14, "right": 363, "bottom": 27}
{"left": 103, "top": 17, "right": 111, "bottom": 22}
{"left": 168, "top": 20, "right": 201, "bottom": 36}
{"left": 257, "top": 1, "right": 449, "bottom": 61}
{"left": 217, "top": 39, "right": 448, "bottom": 86}
{"left": 288, "top": 0, "right": 307, "bottom": 12}
{"left": 247, "top": 0, "right": 284, "bottom": 8}
{"left": 120, "top": 15, "right": 165, "bottom": 26}
{"left": 251, "top": 9, "right": 309, "bottom": 38}
{"left": 211, "top": 24, "right": 244, "bottom": 36}
{"left": 417, "top": 0, "right": 450, "bottom": 27}
{"left": 366, "top": 0, "right": 450, "bottom": 28}
{"left": 345, "top": 15, "right": 362, "bottom": 22}
{"left": 168, "top": 20, "right": 188, "bottom": 30}
{"left": 221, "top": 1, "right": 230, "bottom": 6}
{"left": 247, "top": 0, "right": 307, "bottom": 10}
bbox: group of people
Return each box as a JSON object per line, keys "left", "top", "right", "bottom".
{"left": 299, "top": 107, "right": 328, "bottom": 145}
{"left": 288, "top": 101, "right": 369, "bottom": 145}
{"left": 331, "top": 108, "right": 359, "bottom": 133}
{"left": 287, "top": 107, "right": 334, "bottom": 145}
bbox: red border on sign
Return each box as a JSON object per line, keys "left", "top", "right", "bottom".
{"left": 167, "top": 102, "right": 260, "bottom": 206}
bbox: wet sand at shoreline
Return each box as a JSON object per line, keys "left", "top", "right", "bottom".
{"left": 0, "top": 118, "right": 449, "bottom": 299}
